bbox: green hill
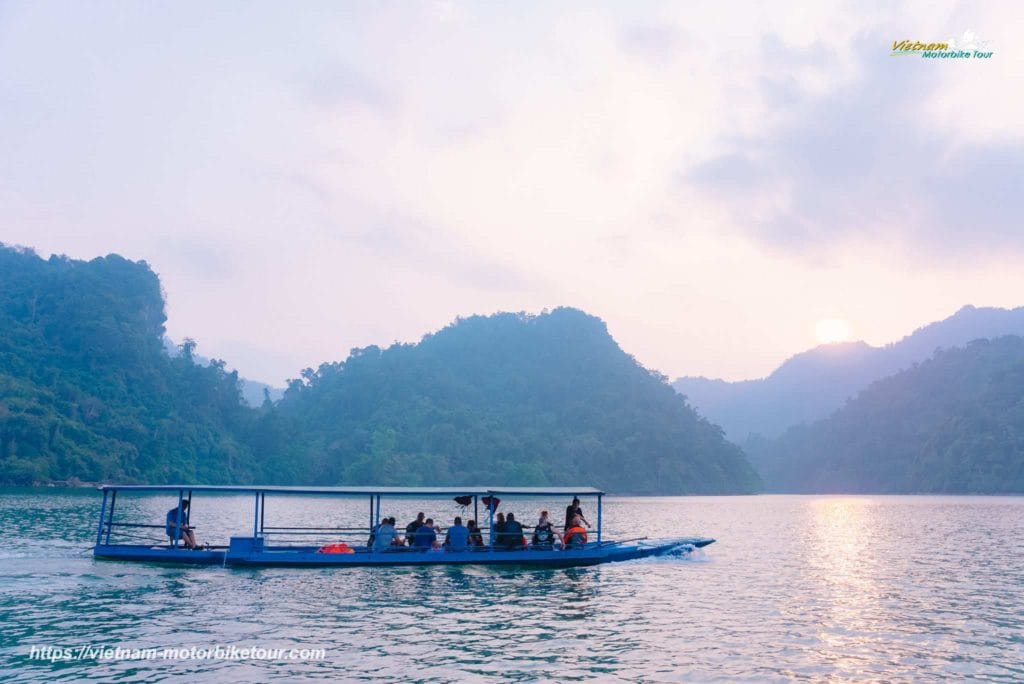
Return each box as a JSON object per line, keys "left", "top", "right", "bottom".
{"left": 268, "top": 308, "right": 761, "bottom": 494}
{"left": 0, "top": 245, "right": 759, "bottom": 494}
{"left": 0, "top": 245, "right": 260, "bottom": 484}
{"left": 752, "top": 337, "right": 1024, "bottom": 493}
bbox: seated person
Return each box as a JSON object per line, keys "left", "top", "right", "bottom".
{"left": 445, "top": 516, "right": 469, "bottom": 552}
{"left": 563, "top": 515, "right": 588, "bottom": 549}
{"left": 373, "top": 517, "right": 397, "bottom": 550}
{"left": 413, "top": 518, "right": 437, "bottom": 549}
{"left": 492, "top": 512, "right": 507, "bottom": 547}
{"left": 532, "top": 510, "right": 560, "bottom": 548}
{"left": 467, "top": 520, "right": 484, "bottom": 547}
{"left": 166, "top": 500, "right": 198, "bottom": 549}
{"left": 502, "top": 513, "right": 525, "bottom": 550}
{"left": 405, "top": 512, "right": 426, "bottom": 546}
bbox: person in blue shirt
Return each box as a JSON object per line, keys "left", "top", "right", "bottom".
{"left": 373, "top": 517, "right": 398, "bottom": 550}
{"left": 166, "top": 500, "right": 198, "bottom": 549}
{"left": 413, "top": 518, "right": 437, "bottom": 548}
{"left": 445, "top": 516, "right": 469, "bottom": 552}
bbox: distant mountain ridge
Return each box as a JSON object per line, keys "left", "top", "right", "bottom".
{"left": 673, "top": 305, "right": 1024, "bottom": 440}
{"left": 750, "top": 336, "right": 1024, "bottom": 493}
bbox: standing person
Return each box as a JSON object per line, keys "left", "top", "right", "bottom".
{"left": 405, "top": 512, "right": 426, "bottom": 546}
{"left": 166, "top": 500, "right": 198, "bottom": 550}
{"left": 373, "top": 517, "right": 397, "bottom": 550}
{"left": 563, "top": 497, "right": 590, "bottom": 533}
{"left": 413, "top": 518, "right": 437, "bottom": 548}
{"left": 445, "top": 516, "right": 469, "bottom": 552}
{"left": 467, "top": 520, "right": 484, "bottom": 547}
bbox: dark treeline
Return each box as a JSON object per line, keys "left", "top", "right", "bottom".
{"left": 0, "top": 245, "right": 759, "bottom": 494}
{"left": 750, "top": 337, "right": 1024, "bottom": 493}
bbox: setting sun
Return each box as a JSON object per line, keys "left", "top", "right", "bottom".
{"left": 815, "top": 318, "right": 851, "bottom": 344}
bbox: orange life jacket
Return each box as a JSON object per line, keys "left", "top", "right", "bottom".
{"left": 564, "top": 526, "right": 587, "bottom": 545}
{"left": 317, "top": 542, "right": 354, "bottom": 554}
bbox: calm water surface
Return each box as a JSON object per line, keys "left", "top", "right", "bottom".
{"left": 0, "top": 489, "right": 1022, "bottom": 682}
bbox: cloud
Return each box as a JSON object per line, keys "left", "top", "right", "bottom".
{"left": 619, "top": 24, "right": 682, "bottom": 66}
{"left": 334, "top": 211, "right": 537, "bottom": 293}
{"left": 300, "top": 62, "right": 397, "bottom": 114}
{"left": 685, "top": 30, "right": 1024, "bottom": 258}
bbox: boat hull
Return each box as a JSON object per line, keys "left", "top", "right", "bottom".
{"left": 93, "top": 537, "right": 712, "bottom": 568}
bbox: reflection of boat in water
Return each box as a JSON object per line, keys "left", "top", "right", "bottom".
{"left": 92, "top": 485, "right": 715, "bottom": 568}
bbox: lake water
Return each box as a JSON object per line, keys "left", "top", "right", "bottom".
{"left": 0, "top": 489, "right": 1022, "bottom": 682}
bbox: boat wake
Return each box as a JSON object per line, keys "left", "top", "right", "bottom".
{"left": 626, "top": 545, "right": 712, "bottom": 565}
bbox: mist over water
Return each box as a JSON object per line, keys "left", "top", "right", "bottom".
{"left": 1, "top": 490, "right": 1022, "bottom": 681}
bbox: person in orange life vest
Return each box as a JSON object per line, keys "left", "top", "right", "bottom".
{"left": 564, "top": 515, "right": 588, "bottom": 548}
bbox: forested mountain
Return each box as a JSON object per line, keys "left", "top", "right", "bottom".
{"left": 163, "top": 337, "right": 284, "bottom": 407}
{"left": 0, "top": 245, "right": 261, "bottom": 484}
{"left": 0, "top": 244, "right": 759, "bottom": 494}
{"left": 750, "top": 337, "right": 1024, "bottom": 493}
{"left": 264, "top": 308, "right": 760, "bottom": 494}
{"left": 674, "top": 305, "right": 1024, "bottom": 441}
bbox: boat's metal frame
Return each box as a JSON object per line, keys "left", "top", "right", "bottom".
{"left": 92, "top": 484, "right": 714, "bottom": 568}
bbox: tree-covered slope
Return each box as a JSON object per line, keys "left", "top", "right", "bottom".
{"left": 0, "top": 245, "right": 260, "bottom": 484}
{"left": 0, "top": 245, "right": 758, "bottom": 493}
{"left": 752, "top": 337, "right": 1024, "bottom": 493}
{"left": 267, "top": 308, "right": 761, "bottom": 494}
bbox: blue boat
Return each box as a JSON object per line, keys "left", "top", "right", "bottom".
{"left": 92, "top": 485, "right": 714, "bottom": 568}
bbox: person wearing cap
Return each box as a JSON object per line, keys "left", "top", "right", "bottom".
{"left": 563, "top": 497, "right": 590, "bottom": 533}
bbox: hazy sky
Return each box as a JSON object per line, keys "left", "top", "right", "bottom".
{"left": 2, "top": 1, "right": 1022, "bottom": 385}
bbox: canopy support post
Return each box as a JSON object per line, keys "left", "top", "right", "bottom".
{"left": 105, "top": 490, "right": 117, "bottom": 545}
{"left": 260, "top": 492, "right": 266, "bottom": 534}
{"left": 252, "top": 492, "right": 260, "bottom": 538}
{"left": 174, "top": 490, "right": 184, "bottom": 548}
{"left": 95, "top": 489, "right": 108, "bottom": 546}
{"left": 596, "top": 494, "right": 603, "bottom": 545}
{"left": 487, "top": 498, "right": 495, "bottom": 549}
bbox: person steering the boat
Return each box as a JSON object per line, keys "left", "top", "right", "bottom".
{"left": 166, "top": 500, "right": 198, "bottom": 549}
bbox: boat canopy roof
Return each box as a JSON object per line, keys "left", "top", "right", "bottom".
{"left": 98, "top": 484, "right": 605, "bottom": 497}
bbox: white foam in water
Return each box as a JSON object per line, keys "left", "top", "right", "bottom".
{"left": 624, "top": 544, "right": 712, "bottom": 565}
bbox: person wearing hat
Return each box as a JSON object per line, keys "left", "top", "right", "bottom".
{"left": 563, "top": 497, "right": 590, "bottom": 533}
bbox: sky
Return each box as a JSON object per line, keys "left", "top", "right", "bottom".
{"left": 2, "top": 1, "right": 1022, "bottom": 386}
